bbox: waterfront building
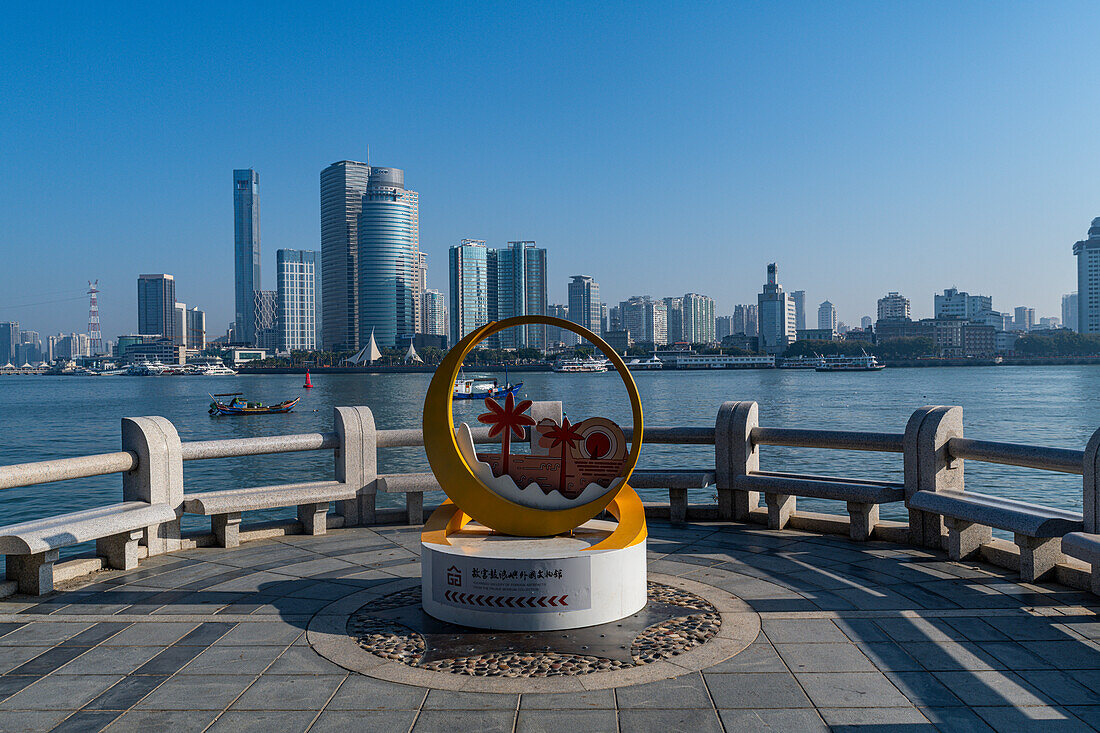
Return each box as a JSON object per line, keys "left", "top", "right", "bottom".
{"left": 797, "top": 328, "right": 837, "bottom": 342}
{"left": 173, "top": 302, "right": 186, "bottom": 347}
{"left": 663, "top": 297, "right": 683, "bottom": 343}
{"left": 845, "top": 328, "right": 875, "bottom": 344}
{"left": 0, "top": 323, "right": 17, "bottom": 364}
{"left": 935, "top": 288, "right": 992, "bottom": 320}
{"left": 618, "top": 296, "right": 667, "bottom": 346}
{"left": 1037, "top": 317, "right": 1060, "bottom": 330}
{"left": 976, "top": 310, "right": 1012, "bottom": 331}
{"left": 791, "top": 290, "right": 806, "bottom": 332}
{"left": 1063, "top": 292, "right": 1080, "bottom": 332}
{"left": 233, "top": 169, "right": 261, "bottom": 345}
{"left": 357, "top": 166, "right": 419, "bottom": 348}
{"left": 495, "top": 242, "right": 547, "bottom": 349}
{"left": 996, "top": 330, "right": 1019, "bottom": 354}
{"left": 449, "top": 240, "right": 491, "bottom": 343}
{"left": 137, "top": 274, "right": 176, "bottom": 342}
{"left": 1012, "top": 306, "right": 1036, "bottom": 332}
{"left": 422, "top": 289, "right": 446, "bottom": 339}
{"left": 715, "top": 315, "right": 734, "bottom": 341}
{"left": 860, "top": 316, "right": 872, "bottom": 330}
{"left": 417, "top": 252, "right": 428, "bottom": 335}
{"left": 254, "top": 290, "right": 277, "bottom": 351}
{"left": 186, "top": 308, "right": 206, "bottom": 351}
{"left": 1075, "top": 217, "right": 1100, "bottom": 333}
{"left": 568, "top": 276, "right": 601, "bottom": 345}
{"left": 757, "top": 264, "right": 797, "bottom": 355}
{"left": 682, "top": 293, "right": 716, "bottom": 344}
{"left": 732, "top": 304, "right": 758, "bottom": 337}
{"left": 276, "top": 249, "right": 317, "bottom": 351}
{"left": 546, "top": 304, "right": 572, "bottom": 347}
{"left": 817, "top": 300, "right": 837, "bottom": 332}
{"left": 876, "top": 318, "right": 933, "bottom": 342}
{"left": 601, "top": 303, "right": 609, "bottom": 334}
{"left": 320, "top": 160, "right": 371, "bottom": 351}
{"left": 609, "top": 305, "right": 621, "bottom": 333}
{"left": 603, "top": 330, "right": 630, "bottom": 353}
{"left": 877, "top": 292, "right": 910, "bottom": 321}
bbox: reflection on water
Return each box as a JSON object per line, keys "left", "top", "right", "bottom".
{"left": 0, "top": 366, "right": 1097, "bottom": 535}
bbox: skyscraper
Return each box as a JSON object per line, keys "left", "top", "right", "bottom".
{"left": 254, "top": 290, "right": 277, "bottom": 350}
{"left": 732, "top": 304, "right": 758, "bottom": 337}
{"left": 173, "top": 302, "right": 186, "bottom": 346}
{"left": 757, "top": 264, "right": 796, "bottom": 354}
{"left": 877, "top": 292, "right": 910, "bottom": 321}
{"left": 1074, "top": 218, "right": 1100, "bottom": 333}
{"left": 186, "top": 308, "right": 206, "bottom": 350}
{"left": 137, "top": 274, "right": 176, "bottom": 342}
{"left": 422, "top": 289, "right": 447, "bottom": 338}
{"left": 1013, "top": 306, "right": 1035, "bottom": 332}
{"left": 818, "top": 300, "right": 837, "bottom": 331}
{"left": 320, "top": 160, "right": 371, "bottom": 351}
{"left": 233, "top": 169, "right": 260, "bottom": 345}
{"left": 496, "top": 241, "right": 547, "bottom": 349}
{"left": 449, "top": 240, "right": 490, "bottom": 342}
{"left": 568, "top": 276, "right": 601, "bottom": 342}
{"left": 277, "top": 249, "right": 317, "bottom": 351}
{"left": 791, "top": 291, "right": 806, "bottom": 332}
{"left": 1063, "top": 292, "right": 1079, "bottom": 332}
{"left": 682, "top": 293, "right": 716, "bottom": 343}
{"left": 715, "top": 315, "right": 735, "bottom": 341}
{"left": 357, "top": 166, "right": 419, "bottom": 348}
{"left": 417, "top": 252, "right": 428, "bottom": 334}
{"left": 860, "top": 316, "right": 873, "bottom": 330}
{"left": 0, "top": 323, "right": 18, "bottom": 364}
{"left": 663, "top": 297, "right": 683, "bottom": 343}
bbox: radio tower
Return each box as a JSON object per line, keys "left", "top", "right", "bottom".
{"left": 87, "top": 280, "right": 102, "bottom": 355}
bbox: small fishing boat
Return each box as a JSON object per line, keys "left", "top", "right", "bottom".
{"left": 208, "top": 393, "right": 300, "bottom": 416}
{"left": 453, "top": 377, "right": 524, "bottom": 400}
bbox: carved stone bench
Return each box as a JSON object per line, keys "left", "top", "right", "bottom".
{"left": 0, "top": 502, "right": 177, "bottom": 594}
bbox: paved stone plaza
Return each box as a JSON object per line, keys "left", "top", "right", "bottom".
{"left": 0, "top": 520, "right": 1099, "bottom": 731}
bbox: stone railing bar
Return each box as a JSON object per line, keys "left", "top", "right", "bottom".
{"left": 0, "top": 451, "right": 137, "bottom": 490}
{"left": 946, "top": 437, "right": 1084, "bottom": 475}
{"left": 180, "top": 433, "right": 339, "bottom": 461}
{"left": 376, "top": 426, "right": 500, "bottom": 448}
{"left": 751, "top": 427, "right": 905, "bottom": 453}
{"left": 623, "top": 426, "right": 715, "bottom": 444}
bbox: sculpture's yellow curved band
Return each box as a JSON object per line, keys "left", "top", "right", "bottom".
{"left": 421, "top": 315, "right": 644, "bottom": 538}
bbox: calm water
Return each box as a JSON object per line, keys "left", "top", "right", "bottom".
{"left": 0, "top": 367, "right": 1097, "bottom": 545}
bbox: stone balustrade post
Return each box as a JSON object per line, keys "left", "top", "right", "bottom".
{"left": 121, "top": 416, "right": 183, "bottom": 557}
{"left": 528, "top": 401, "right": 562, "bottom": 456}
{"left": 715, "top": 401, "right": 760, "bottom": 522}
{"left": 334, "top": 406, "right": 377, "bottom": 526}
{"left": 905, "top": 405, "right": 967, "bottom": 551}
{"left": 1084, "top": 427, "right": 1100, "bottom": 534}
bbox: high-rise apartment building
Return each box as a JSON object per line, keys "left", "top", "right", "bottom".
{"left": 233, "top": 169, "right": 261, "bottom": 345}
{"left": 276, "top": 249, "right": 317, "bottom": 351}
{"left": 860, "top": 316, "right": 873, "bottom": 330}
{"left": 791, "top": 291, "right": 806, "bottom": 332}
{"left": 1013, "top": 306, "right": 1035, "bottom": 332}
{"left": 818, "top": 300, "right": 837, "bottom": 331}
{"left": 495, "top": 242, "right": 547, "bottom": 349}
{"left": 320, "top": 160, "right": 371, "bottom": 351}
{"left": 546, "top": 304, "right": 572, "bottom": 347}
{"left": 1063, "top": 292, "right": 1080, "bottom": 332}
{"left": 617, "top": 296, "right": 667, "bottom": 345}
{"left": 422, "top": 289, "right": 446, "bottom": 338}
{"left": 0, "top": 323, "right": 18, "bottom": 364}
{"left": 137, "top": 274, "right": 176, "bottom": 342}
{"left": 417, "top": 252, "right": 428, "bottom": 334}
{"left": 1074, "top": 218, "right": 1100, "bottom": 333}
{"left": 173, "top": 302, "right": 186, "bottom": 347}
{"left": 357, "top": 166, "right": 419, "bottom": 348}
{"left": 757, "top": 264, "right": 797, "bottom": 354}
{"left": 732, "top": 304, "right": 758, "bottom": 337}
{"left": 186, "top": 308, "right": 206, "bottom": 350}
{"left": 568, "top": 276, "right": 601, "bottom": 343}
{"left": 682, "top": 293, "right": 716, "bottom": 343}
{"left": 877, "top": 292, "right": 911, "bottom": 321}
{"left": 449, "top": 240, "right": 491, "bottom": 343}
{"left": 663, "top": 297, "right": 683, "bottom": 343}
{"left": 254, "top": 290, "right": 277, "bottom": 350}
{"left": 715, "top": 315, "right": 735, "bottom": 341}
{"left": 935, "top": 288, "right": 992, "bottom": 320}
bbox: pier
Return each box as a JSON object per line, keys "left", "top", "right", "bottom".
{"left": 1, "top": 402, "right": 1100, "bottom": 730}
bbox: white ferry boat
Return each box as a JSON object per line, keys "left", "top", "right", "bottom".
{"left": 779, "top": 355, "right": 825, "bottom": 369}
{"left": 625, "top": 355, "right": 663, "bottom": 370}
{"left": 815, "top": 354, "right": 885, "bottom": 372}
{"left": 552, "top": 357, "right": 609, "bottom": 373}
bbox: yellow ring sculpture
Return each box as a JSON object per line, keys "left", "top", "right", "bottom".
{"left": 422, "top": 315, "right": 645, "bottom": 539}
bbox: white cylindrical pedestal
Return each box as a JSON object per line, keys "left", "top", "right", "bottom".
{"left": 421, "top": 519, "right": 647, "bottom": 631}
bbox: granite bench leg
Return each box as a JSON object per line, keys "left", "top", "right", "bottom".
{"left": 733, "top": 489, "right": 759, "bottom": 523}
{"left": 407, "top": 492, "right": 424, "bottom": 526}
{"left": 944, "top": 517, "right": 991, "bottom": 561}
{"left": 847, "top": 502, "right": 878, "bottom": 542}
{"left": 298, "top": 502, "right": 329, "bottom": 536}
{"left": 670, "top": 488, "right": 688, "bottom": 523}
{"left": 765, "top": 493, "right": 795, "bottom": 530}
{"left": 212, "top": 512, "right": 242, "bottom": 548}
{"left": 96, "top": 529, "right": 143, "bottom": 571}
{"left": 6, "top": 550, "right": 59, "bottom": 595}
{"left": 1016, "top": 534, "right": 1061, "bottom": 583}
{"left": 1090, "top": 564, "right": 1100, "bottom": 596}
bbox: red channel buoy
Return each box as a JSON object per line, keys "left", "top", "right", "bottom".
{"left": 304, "top": 370, "right": 313, "bottom": 388}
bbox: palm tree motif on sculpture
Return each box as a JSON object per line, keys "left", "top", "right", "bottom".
{"left": 539, "top": 417, "right": 585, "bottom": 496}
{"left": 477, "top": 393, "right": 535, "bottom": 476}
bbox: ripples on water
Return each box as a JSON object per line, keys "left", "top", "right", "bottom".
{"left": 0, "top": 367, "right": 1096, "bottom": 552}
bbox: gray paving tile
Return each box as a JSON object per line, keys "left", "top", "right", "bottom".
{"left": 819, "top": 706, "right": 934, "bottom": 731}
{"left": 103, "top": 709, "right": 219, "bottom": 733}
{"left": 515, "top": 709, "right": 618, "bottom": 732}
{"left": 326, "top": 676, "right": 428, "bottom": 710}
{"left": 704, "top": 672, "right": 811, "bottom": 708}
{"left": 0, "top": 647, "right": 51, "bottom": 675}
{"left": 855, "top": 641, "right": 923, "bottom": 672}
{"left": 775, "top": 642, "right": 877, "bottom": 673}
{"left": 945, "top": 617, "right": 1012, "bottom": 642}
{"left": 207, "top": 710, "right": 318, "bottom": 732}
{"left": 264, "top": 646, "right": 347, "bottom": 674}
{"left": 311, "top": 709, "right": 421, "bottom": 732}
{"left": 984, "top": 616, "right": 1074, "bottom": 641}
{"left": 974, "top": 705, "right": 1093, "bottom": 732}
{"left": 1022, "top": 640, "right": 1100, "bottom": 669}
{"left": 134, "top": 676, "right": 255, "bottom": 710}
{"left": 132, "top": 644, "right": 205, "bottom": 675}
{"left": 613, "top": 672, "right": 713, "bottom": 709}
{"left": 174, "top": 622, "right": 236, "bottom": 646}
{"left": 520, "top": 690, "right": 615, "bottom": 709}
{"left": 230, "top": 674, "right": 344, "bottom": 710}
{"left": 1065, "top": 706, "right": 1100, "bottom": 730}
{"left": 53, "top": 645, "right": 163, "bottom": 676}
{"left": 7, "top": 646, "right": 88, "bottom": 676}
{"left": 932, "top": 670, "right": 1053, "bottom": 707}
{"left": 84, "top": 675, "right": 168, "bottom": 711}
{"left": 618, "top": 708, "right": 722, "bottom": 732}
{"left": 1016, "top": 670, "right": 1100, "bottom": 706}
{"left": 412, "top": 709, "right": 514, "bottom": 732}
{"left": 179, "top": 644, "right": 285, "bottom": 675}
{"left": 761, "top": 618, "right": 848, "bottom": 644}
{"left": 0, "top": 674, "right": 123, "bottom": 710}
{"left": 0, "top": 623, "right": 92, "bottom": 646}
{"left": 0, "top": 709, "right": 79, "bottom": 733}
{"left": 794, "top": 671, "right": 912, "bottom": 708}
{"left": 832, "top": 617, "right": 891, "bottom": 643}
{"left": 702, "top": 642, "right": 788, "bottom": 673}
{"left": 884, "top": 671, "right": 966, "bottom": 707}
{"left": 34, "top": 709, "right": 119, "bottom": 733}
{"left": 717, "top": 707, "right": 827, "bottom": 731}
{"left": 215, "top": 622, "right": 304, "bottom": 646}
{"left": 99, "top": 622, "right": 196, "bottom": 647}
{"left": 917, "top": 705, "right": 995, "bottom": 732}
{"left": 975, "top": 641, "right": 1058, "bottom": 670}
{"left": 904, "top": 640, "right": 1004, "bottom": 671}
{"left": 423, "top": 689, "right": 519, "bottom": 710}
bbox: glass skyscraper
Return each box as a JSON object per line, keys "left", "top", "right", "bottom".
{"left": 137, "top": 274, "right": 176, "bottom": 342}
{"left": 496, "top": 241, "right": 548, "bottom": 349}
{"left": 357, "top": 167, "right": 418, "bottom": 348}
{"left": 233, "top": 169, "right": 260, "bottom": 345}
{"left": 320, "top": 161, "right": 371, "bottom": 351}
{"left": 277, "top": 249, "right": 318, "bottom": 351}
{"left": 568, "top": 275, "right": 601, "bottom": 342}
{"left": 449, "top": 240, "right": 490, "bottom": 343}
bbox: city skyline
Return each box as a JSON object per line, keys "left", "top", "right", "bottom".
{"left": 3, "top": 4, "right": 1098, "bottom": 336}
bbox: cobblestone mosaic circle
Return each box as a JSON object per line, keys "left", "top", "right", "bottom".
{"left": 347, "top": 582, "right": 720, "bottom": 677}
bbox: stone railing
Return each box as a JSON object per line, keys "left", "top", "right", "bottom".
{"left": 0, "top": 401, "right": 1098, "bottom": 596}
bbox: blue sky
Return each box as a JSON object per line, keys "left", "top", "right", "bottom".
{"left": 1, "top": 1, "right": 1098, "bottom": 338}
